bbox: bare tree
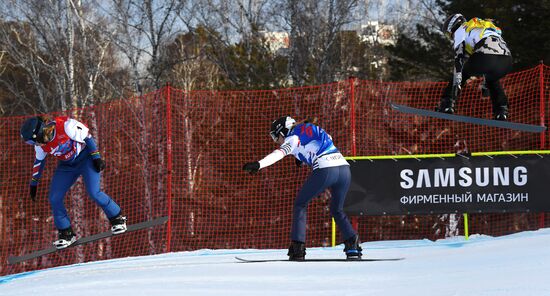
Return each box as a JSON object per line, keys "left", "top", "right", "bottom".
{"left": 164, "top": 30, "right": 221, "bottom": 91}
{"left": 70, "top": 0, "right": 114, "bottom": 105}
{"left": 99, "top": 0, "right": 184, "bottom": 94}
{"left": 271, "top": 0, "right": 359, "bottom": 85}
{"left": 0, "top": 0, "right": 121, "bottom": 114}
{"left": 0, "top": 1, "right": 67, "bottom": 113}
{"left": 189, "top": 0, "right": 278, "bottom": 88}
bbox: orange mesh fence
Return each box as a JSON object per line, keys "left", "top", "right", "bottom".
{"left": 1, "top": 64, "right": 549, "bottom": 275}
{"left": 169, "top": 82, "right": 354, "bottom": 251}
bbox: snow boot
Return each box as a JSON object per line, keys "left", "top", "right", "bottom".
{"left": 110, "top": 213, "right": 127, "bottom": 235}
{"left": 287, "top": 241, "right": 306, "bottom": 261}
{"left": 435, "top": 97, "right": 456, "bottom": 114}
{"left": 343, "top": 235, "right": 363, "bottom": 260}
{"left": 494, "top": 105, "right": 509, "bottom": 121}
{"left": 53, "top": 227, "right": 77, "bottom": 249}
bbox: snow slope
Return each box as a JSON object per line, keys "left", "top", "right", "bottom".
{"left": 2, "top": 229, "right": 550, "bottom": 296}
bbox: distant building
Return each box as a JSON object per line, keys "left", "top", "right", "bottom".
{"left": 358, "top": 21, "right": 396, "bottom": 46}
{"left": 259, "top": 22, "right": 395, "bottom": 82}
{"left": 259, "top": 31, "right": 289, "bottom": 55}
{"left": 260, "top": 21, "right": 395, "bottom": 56}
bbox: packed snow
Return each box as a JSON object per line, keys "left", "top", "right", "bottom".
{"left": 2, "top": 228, "right": 549, "bottom": 296}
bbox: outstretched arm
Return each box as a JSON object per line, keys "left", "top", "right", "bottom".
{"left": 242, "top": 149, "right": 285, "bottom": 174}
{"left": 243, "top": 137, "right": 298, "bottom": 174}
{"left": 259, "top": 148, "right": 286, "bottom": 169}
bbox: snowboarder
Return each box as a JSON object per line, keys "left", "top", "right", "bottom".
{"left": 242, "top": 116, "right": 361, "bottom": 260}
{"left": 20, "top": 116, "right": 127, "bottom": 249}
{"left": 436, "top": 14, "right": 513, "bottom": 120}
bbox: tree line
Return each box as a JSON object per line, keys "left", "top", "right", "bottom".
{"left": 0, "top": 0, "right": 548, "bottom": 116}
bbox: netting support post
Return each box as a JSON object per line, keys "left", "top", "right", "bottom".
{"left": 539, "top": 62, "right": 545, "bottom": 149}
{"left": 165, "top": 83, "right": 173, "bottom": 252}
{"left": 539, "top": 62, "right": 546, "bottom": 229}
{"left": 350, "top": 76, "right": 357, "bottom": 156}
{"left": 463, "top": 213, "right": 469, "bottom": 240}
{"left": 349, "top": 76, "right": 359, "bottom": 242}
{"left": 331, "top": 218, "right": 336, "bottom": 247}
{"left": 352, "top": 77, "right": 359, "bottom": 245}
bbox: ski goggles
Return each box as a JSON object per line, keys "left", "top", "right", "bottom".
{"left": 24, "top": 131, "right": 45, "bottom": 145}
{"left": 24, "top": 136, "right": 47, "bottom": 145}
{"left": 25, "top": 139, "right": 38, "bottom": 145}
{"left": 270, "top": 131, "right": 279, "bottom": 142}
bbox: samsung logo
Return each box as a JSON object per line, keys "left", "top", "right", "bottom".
{"left": 400, "top": 166, "right": 528, "bottom": 189}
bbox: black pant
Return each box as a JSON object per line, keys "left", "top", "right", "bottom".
{"left": 290, "top": 165, "right": 356, "bottom": 243}
{"left": 442, "top": 53, "right": 513, "bottom": 114}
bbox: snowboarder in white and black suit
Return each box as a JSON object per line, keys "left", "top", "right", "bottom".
{"left": 436, "top": 14, "right": 513, "bottom": 120}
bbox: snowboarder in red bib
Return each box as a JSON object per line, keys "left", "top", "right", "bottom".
{"left": 20, "top": 116, "right": 127, "bottom": 249}
{"left": 436, "top": 14, "right": 513, "bottom": 120}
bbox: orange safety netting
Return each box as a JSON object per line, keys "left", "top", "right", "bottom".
{"left": 1, "top": 64, "right": 549, "bottom": 276}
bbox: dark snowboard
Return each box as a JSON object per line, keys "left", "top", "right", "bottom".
{"left": 235, "top": 256, "right": 404, "bottom": 263}
{"left": 8, "top": 216, "right": 168, "bottom": 265}
{"left": 391, "top": 103, "right": 546, "bottom": 133}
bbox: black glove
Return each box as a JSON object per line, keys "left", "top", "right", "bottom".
{"left": 242, "top": 162, "right": 260, "bottom": 174}
{"left": 30, "top": 185, "right": 37, "bottom": 202}
{"left": 452, "top": 84, "right": 461, "bottom": 100}
{"left": 452, "top": 71, "right": 462, "bottom": 87}
{"left": 451, "top": 72, "right": 462, "bottom": 99}
{"left": 295, "top": 158, "right": 303, "bottom": 167}
{"left": 93, "top": 158, "right": 106, "bottom": 172}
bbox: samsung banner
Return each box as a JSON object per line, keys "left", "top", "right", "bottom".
{"left": 344, "top": 154, "right": 550, "bottom": 216}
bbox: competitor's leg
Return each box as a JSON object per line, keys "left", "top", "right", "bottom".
{"left": 329, "top": 165, "right": 362, "bottom": 258}
{"left": 81, "top": 157, "right": 121, "bottom": 219}
{"left": 437, "top": 62, "right": 473, "bottom": 114}
{"left": 49, "top": 167, "right": 80, "bottom": 230}
{"left": 464, "top": 53, "right": 512, "bottom": 119}
{"left": 483, "top": 55, "right": 513, "bottom": 119}
{"left": 290, "top": 169, "right": 333, "bottom": 243}
{"left": 487, "top": 79, "right": 509, "bottom": 119}
{"left": 437, "top": 78, "right": 457, "bottom": 113}
{"left": 328, "top": 165, "right": 356, "bottom": 241}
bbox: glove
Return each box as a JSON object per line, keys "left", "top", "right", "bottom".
{"left": 451, "top": 72, "right": 462, "bottom": 99}
{"left": 242, "top": 162, "right": 260, "bottom": 174}
{"left": 295, "top": 158, "right": 303, "bottom": 167}
{"left": 93, "top": 158, "right": 106, "bottom": 172}
{"left": 453, "top": 72, "right": 462, "bottom": 88}
{"left": 452, "top": 84, "right": 461, "bottom": 100}
{"left": 30, "top": 185, "right": 37, "bottom": 202}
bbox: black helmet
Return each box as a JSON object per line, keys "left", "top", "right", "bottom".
{"left": 442, "top": 13, "right": 466, "bottom": 38}
{"left": 270, "top": 116, "right": 296, "bottom": 141}
{"left": 20, "top": 116, "right": 45, "bottom": 145}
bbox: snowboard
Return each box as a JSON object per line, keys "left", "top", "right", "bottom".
{"left": 390, "top": 103, "right": 547, "bottom": 133}
{"left": 8, "top": 216, "right": 168, "bottom": 265}
{"left": 235, "top": 256, "right": 404, "bottom": 263}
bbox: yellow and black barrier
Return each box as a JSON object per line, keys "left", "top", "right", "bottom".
{"left": 330, "top": 150, "right": 550, "bottom": 246}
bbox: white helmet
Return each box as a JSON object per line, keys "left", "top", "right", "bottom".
{"left": 269, "top": 116, "right": 296, "bottom": 141}
{"left": 442, "top": 13, "right": 466, "bottom": 38}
